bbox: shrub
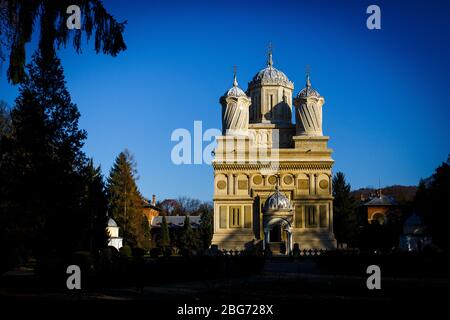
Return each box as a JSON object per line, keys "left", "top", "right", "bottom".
{"left": 132, "top": 247, "right": 146, "bottom": 258}
{"left": 150, "top": 247, "right": 161, "bottom": 258}
{"left": 119, "top": 245, "right": 132, "bottom": 258}
{"left": 163, "top": 247, "right": 172, "bottom": 257}
{"left": 71, "top": 251, "right": 94, "bottom": 268}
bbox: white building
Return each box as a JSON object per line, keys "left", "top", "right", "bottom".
{"left": 107, "top": 217, "right": 123, "bottom": 250}
{"left": 400, "top": 213, "right": 432, "bottom": 252}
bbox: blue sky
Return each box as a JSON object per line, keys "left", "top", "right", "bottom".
{"left": 1, "top": 0, "right": 449, "bottom": 201}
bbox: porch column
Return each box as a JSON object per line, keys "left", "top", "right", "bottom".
{"left": 262, "top": 231, "right": 265, "bottom": 250}
{"left": 264, "top": 229, "right": 270, "bottom": 250}
{"left": 288, "top": 231, "right": 293, "bottom": 254}
{"left": 285, "top": 227, "right": 293, "bottom": 255}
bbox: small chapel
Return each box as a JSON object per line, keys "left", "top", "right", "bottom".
{"left": 211, "top": 50, "right": 337, "bottom": 254}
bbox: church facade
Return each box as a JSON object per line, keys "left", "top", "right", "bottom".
{"left": 211, "top": 52, "right": 336, "bottom": 253}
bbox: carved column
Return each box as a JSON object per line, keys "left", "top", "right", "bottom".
{"left": 315, "top": 204, "right": 320, "bottom": 229}
{"left": 314, "top": 173, "right": 319, "bottom": 195}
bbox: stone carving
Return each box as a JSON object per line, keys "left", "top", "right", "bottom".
{"left": 319, "top": 179, "right": 329, "bottom": 189}
{"left": 249, "top": 129, "right": 274, "bottom": 148}
{"left": 248, "top": 52, "right": 294, "bottom": 90}
{"left": 268, "top": 175, "right": 277, "bottom": 185}
{"left": 223, "top": 101, "right": 249, "bottom": 133}
{"left": 252, "top": 175, "right": 263, "bottom": 185}
{"left": 217, "top": 180, "right": 227, "bottom": 190}
{"left": 248, "top": 66, "right": 294, "bottom": 89}
{"left": 283, "top": 175, "right": 293, "bottom": 185}
{"left": 263, "top": 189, "right": 293, "bottom": 211}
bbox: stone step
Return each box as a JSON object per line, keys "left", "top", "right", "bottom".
{"left": 269, "top": 241, "right": 287, "bottom": 254}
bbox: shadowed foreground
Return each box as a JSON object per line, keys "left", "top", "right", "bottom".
{"left": 1, "top": 256, "right": 448, "bottom": 318}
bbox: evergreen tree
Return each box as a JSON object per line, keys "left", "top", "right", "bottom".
{"left": 1, "top": 0, "right": 126, "bottom": 84}
{"left": 107, "top": 150, "right": 147, "bottom": 248}
{"left": 0, "top": 100, "right": 11, "bottom": 137}
{"left": 414, "top": 156, "right": 450, "bottom": 251}
{"left": 159, "top": 215, "right": 170, "bottom": 248}
{"left": 0, "top": 50, "right": 89, "bottom": 266}
{"left": 141, "top": 214, "right": 151, "bottom": 251}
{"left": 180, "top": 215, "right": 198, "bottom": 251}
{"left": 332, "top": 172, "right": 358, "bottom": 246}
{"left": 198, "top": 203, "right": 213, "bottom": 249}
{"left": 81, "top": 160, "right": 109, "bottom": 251}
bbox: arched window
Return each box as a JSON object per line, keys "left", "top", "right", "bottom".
{"left": 372, "top": 212, "right": 385, "bottom": 225}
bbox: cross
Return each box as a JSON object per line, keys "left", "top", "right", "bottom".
{"left": 305, "top": 64, "right": 311, "bottom": 87}
{"left": 267, "top": 42, "right": 273, "bottom": 66}
{"left": 232, "top": 65, "right": 238, "bottom": 86}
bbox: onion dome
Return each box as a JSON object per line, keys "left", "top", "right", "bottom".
{"left": 107, "top": 217, "right": 118, "bottom": 227}
{"left": 264, "top": 187, "right": 293, "bottom": 212}
{"left": 297, "top": 73, "right": 321, "bottom": 98}
{"left": 224, "top": 73, "right": 247, "bottom": 98}
{"left": 248, "top": 52, "right": 293, "bottom": 89}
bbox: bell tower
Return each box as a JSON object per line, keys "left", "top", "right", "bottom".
{"left": 293, "top": 73, "right": 325, "bottom": 136}
{"left": 219, "top": 71, "right": 251, "bottom": 136}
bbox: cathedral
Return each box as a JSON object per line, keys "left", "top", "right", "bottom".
{"left": 211, "top": 51, "right": 336, "bottom": 253}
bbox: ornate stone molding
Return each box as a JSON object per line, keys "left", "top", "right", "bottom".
{"left": 213, "top": 162, "right": 333, "bottom": 171}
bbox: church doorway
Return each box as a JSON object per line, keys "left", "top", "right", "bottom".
{"left": 264, "top": 219, "right": 293, "bottom": 255}
{"left": 268, "top": 223, "right": 285, "bottom": 254}
{"left": 269, "top": 224, "right": 282, "bottom": 242}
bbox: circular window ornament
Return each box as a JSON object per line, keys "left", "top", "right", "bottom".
{"left": 217, "top": 180, "right": 227, "bottom": 190}
{"left": 252, "top": 175, "right": 263, "bottom": 185}
{"left": 268, "top": 175, "right": 277, "bottom": 185}
{"left": 283, "top": 175, "right": 293, "bottom": 185}
{"left": 319, "top": 179, "right": 329, "bottom": 189}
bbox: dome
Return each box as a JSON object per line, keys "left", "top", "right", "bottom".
{"left": 264, "top": 188, "right": 293, "bottom": 212}
{"left": 250, "top": 66, "right": 292, "bottom": 87}
{"left": 107, "top": 217, "right": 118, "bottom": 227}
{"left": 248, "top": 53, "right": 293, "bottom": 89}
{"left": 297, "top": 74, "right": 321, "bottom": 98}
{"left": 225, "top": 85, "right": 247, "bottom": 98}
{"left": 223, "top": 74, "right": 247, "bottom": 98}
